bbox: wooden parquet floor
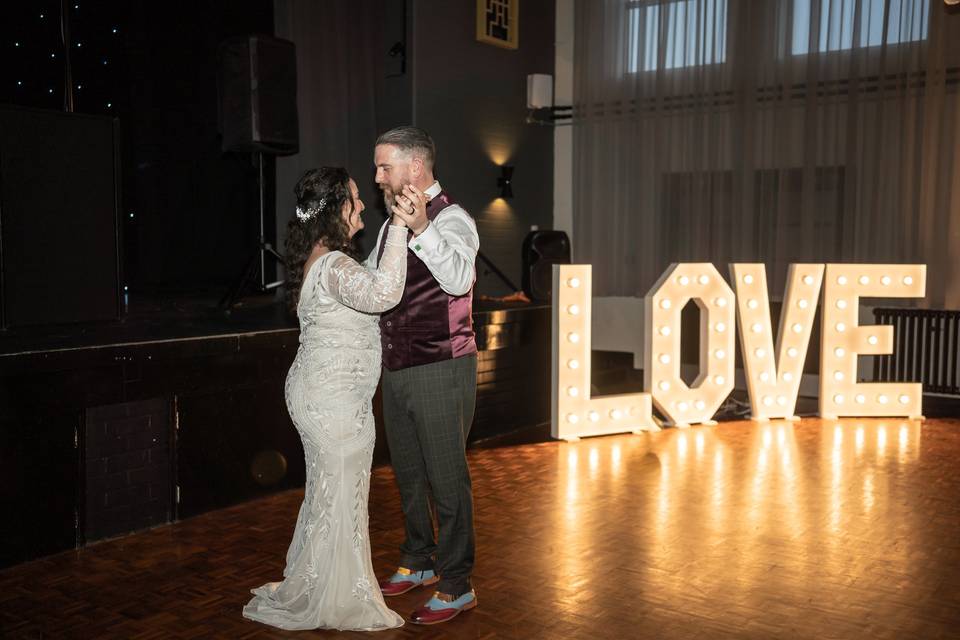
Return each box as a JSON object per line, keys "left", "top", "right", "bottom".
{"left": 2, "top": 418, "right": 960, "bottom": 639}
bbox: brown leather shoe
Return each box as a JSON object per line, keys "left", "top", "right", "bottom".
{"left": 409, "top": 590, "right": 478, "bottom": 625}
{"left": 378, "top": 567, "right": 439, "bottom": 597}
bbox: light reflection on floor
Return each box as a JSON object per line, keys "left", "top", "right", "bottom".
{"left": 547, "top": 418, "right": 955, "bottom": 637}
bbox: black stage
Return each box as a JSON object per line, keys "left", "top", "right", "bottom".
{"left": 0, "top": 291, "right": 541, "bottom": 355}
{"left": 0, "top": 292, "right": 550, "bottom": 569}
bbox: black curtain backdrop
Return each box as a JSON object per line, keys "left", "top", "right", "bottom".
{"left": 0, "top": 1, "right": 275, "bottom": 292}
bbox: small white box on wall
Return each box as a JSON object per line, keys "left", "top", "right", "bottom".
{"left": 527, "top": 74, "right": 553, "bottom": 109}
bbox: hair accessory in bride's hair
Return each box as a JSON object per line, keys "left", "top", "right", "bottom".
{"left": 296, "top": 196, "right": 327, "bottom": 222}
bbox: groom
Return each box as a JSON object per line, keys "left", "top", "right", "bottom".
{"left": 367, "top": 126, "right": 480, "bottom": 624}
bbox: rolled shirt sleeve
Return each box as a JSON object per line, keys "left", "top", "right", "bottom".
{"left": 408, "top": 205, "right": 479, "bottom": 296}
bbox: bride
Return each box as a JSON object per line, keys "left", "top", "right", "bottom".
{"left": 243, "top": 167, "right": 409, "bottom": 631}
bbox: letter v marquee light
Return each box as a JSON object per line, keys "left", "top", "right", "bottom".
{"left": 731, "top": 264, "right": 824, "bottom": 421}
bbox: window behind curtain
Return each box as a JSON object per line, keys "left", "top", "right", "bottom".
{"left": 661, "top": 167, "right": 846, "bottom": 294}
{"left": 627, "top": 0, "right": 728, "bottom": 73}
{"left": 791, "top": 0, "right": 929, "bottom": 55}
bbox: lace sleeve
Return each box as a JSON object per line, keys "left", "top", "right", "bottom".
{"left": 322, "top": 225, "right": 408, "bottom": 313}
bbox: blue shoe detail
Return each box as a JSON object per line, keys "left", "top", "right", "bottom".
{"left": 424, "top": 590, "right": 475, "bottom": 611}
{"left": 389, "top": 568, "right": 435, "bottom": 584}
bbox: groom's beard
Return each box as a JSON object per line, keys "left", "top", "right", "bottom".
{"left": 382, "top": 191, "right": 395, "bottom": 211}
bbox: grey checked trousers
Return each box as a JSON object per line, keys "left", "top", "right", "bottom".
{"left": 381, "top": 354, "right": 477, "bottom": 597}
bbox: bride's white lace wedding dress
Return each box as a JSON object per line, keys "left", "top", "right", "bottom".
{"left": 243, "top": 225, "right": 408, "bottom": 631}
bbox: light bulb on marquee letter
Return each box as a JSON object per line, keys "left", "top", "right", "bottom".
{"left": 644, "top": 263, "right": 735, "bottom": 427}
{"left": 552, "top": 265, "right": 658, "bottom": 440}
{"left": 731, "top": 264, "right": 823, "bottom": 421}
{"left": 819, "top": 264, "right": 926, "bottom": 419}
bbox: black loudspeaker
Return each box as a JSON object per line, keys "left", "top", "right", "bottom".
{"left": 218, "top": 35, "right": 299, "bottom": 155}
{"left": 0, "top": 106, "right": 121, "bottom": 328}
{"left": 522, "top": 229, "right": 571, "bottom": 303}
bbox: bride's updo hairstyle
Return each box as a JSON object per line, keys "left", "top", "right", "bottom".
{"left": 285, "top": 167, "right": 358, "bottom": 311}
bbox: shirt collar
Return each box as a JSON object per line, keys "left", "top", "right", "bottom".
{"left": 424, "top": 181, "right": 442, "bottom": 200}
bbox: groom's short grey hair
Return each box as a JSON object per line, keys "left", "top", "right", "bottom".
{"left": 376, "top": 126, "right": 436, "bottom": 169}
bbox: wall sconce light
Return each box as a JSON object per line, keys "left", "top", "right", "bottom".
{"left": 497, "top": 165, "right": 514, "bottom": 199}
{"left": 525, "top": 74, "right": 572, "bottom": 126}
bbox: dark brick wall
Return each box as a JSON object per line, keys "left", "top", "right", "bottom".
{"left": 84, "top": 398, "right": 171, "bottom": 542}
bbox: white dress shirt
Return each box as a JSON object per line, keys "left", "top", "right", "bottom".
{"left": 366, "top": 181, "right": 480, "bottom": 296}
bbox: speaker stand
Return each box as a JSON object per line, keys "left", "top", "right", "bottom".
{"left": 219, "top": 152, "right": 284, "bottom": 309}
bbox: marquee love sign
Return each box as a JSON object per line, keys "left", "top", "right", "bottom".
{"left": 551, "top": 263, "right": 926, "bottom": 440}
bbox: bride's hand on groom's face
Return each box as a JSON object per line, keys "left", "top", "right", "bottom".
{"left": 391, "top": 194, "right": 411, "bottom": 227}
{"left": 394, "top": 186, "right": 429, "bottom": 235}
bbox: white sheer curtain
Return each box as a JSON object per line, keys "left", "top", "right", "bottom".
{"left": 572, "top": 0, "right": 960, "bottom": 307}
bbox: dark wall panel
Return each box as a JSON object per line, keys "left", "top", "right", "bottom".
{"left": 0, "top": 409, "right": 78, "bottom": 568}
{"left": 0, "top": 107, "right": 120, "bottom": 327}
{"left": 177, "top": 380, "right": 306, "bottom": 519}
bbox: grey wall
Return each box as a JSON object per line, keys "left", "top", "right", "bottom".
{"left": 410, "top": 0, "right": 555, "bottom": 296}
{"left": 274, "top": 0, "right": 387, "bottom": 267}
{"left": 276, "top": 0, "right": 555, "bottom": 294}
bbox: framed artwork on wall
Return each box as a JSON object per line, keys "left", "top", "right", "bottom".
{"left": 477, "top": 0, "right": 519, "bottom": 50}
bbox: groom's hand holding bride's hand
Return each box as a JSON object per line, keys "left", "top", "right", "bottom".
{"left": 392, "top": 185, "right": 429, "bottom": 236}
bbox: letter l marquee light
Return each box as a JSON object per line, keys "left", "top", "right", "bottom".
{"left": 552, "top": 264, "right": 658, "bottom": 440}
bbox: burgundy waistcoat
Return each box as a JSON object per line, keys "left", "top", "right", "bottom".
{"left": 377, "top": 191, "right": 477, "bottom": 371}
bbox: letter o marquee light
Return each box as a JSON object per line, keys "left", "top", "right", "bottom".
{"left": 643, "top": 263, "right": 735, "bottom": 427}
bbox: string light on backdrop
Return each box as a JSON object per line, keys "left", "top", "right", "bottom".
{"left": 1, "top": 2, "right": 123, "bottom": 114}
